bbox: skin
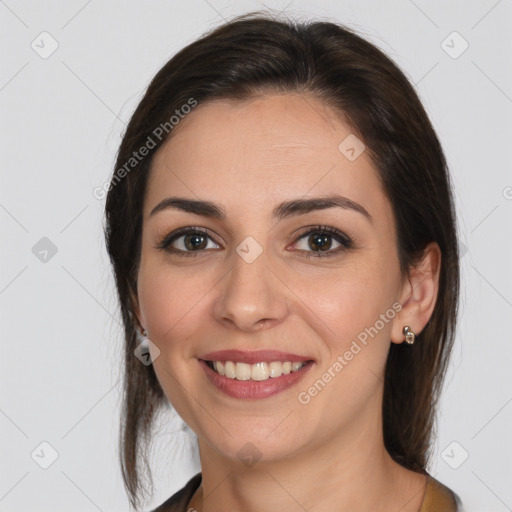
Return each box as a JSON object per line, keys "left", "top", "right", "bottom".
{"left": 133, "top": 93, "right": 441, "bottom": 512}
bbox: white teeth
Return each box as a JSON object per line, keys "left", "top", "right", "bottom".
{"left": 291, "top": 362, "right": 303, "bottom": 372}
{"left": 224, "top": 361, "right": 236, "bottom": 379}
{"left": 210, "top": 360, "right": 307, "bottom": 380}
{"left": 251, "top": 362, "right": 269, "bottom": 381}
{"left": 214, "top": 361, "right": 225, "bottom": 376}
{"left": 268, "top": 361, "right": 282, "bottom": 378}
{"left": 235, "top": 362, "right": 252, "bottom": 380}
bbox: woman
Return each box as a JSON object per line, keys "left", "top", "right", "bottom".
{"left": 104, "top": 12, "right": 462, "bottom": 512}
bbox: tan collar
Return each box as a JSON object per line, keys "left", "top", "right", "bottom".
{"left": 418, "top": 475, "right": 459, "bottom": 511}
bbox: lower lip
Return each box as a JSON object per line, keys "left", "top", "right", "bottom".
{"left": 198, "top": 359, "right": 314, "bottom": 399}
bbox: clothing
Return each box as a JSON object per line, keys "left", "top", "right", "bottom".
{"left": 151, "top": 472, "right": 462, "bottom": 511}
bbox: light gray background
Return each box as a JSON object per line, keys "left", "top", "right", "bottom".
{"left": 1, "top": 1, "right": 511, "bottom": 511}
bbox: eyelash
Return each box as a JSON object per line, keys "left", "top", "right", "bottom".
{"left": 154, "top": 225, "right": 354, "bottom": 259}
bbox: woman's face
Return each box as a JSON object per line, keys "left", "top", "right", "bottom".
{"left": 136, "top": 93, "right": 408, "bottom": 464}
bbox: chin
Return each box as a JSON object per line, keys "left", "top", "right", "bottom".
{"left": 200, "top": 426, "right": 308, "bottom": 466}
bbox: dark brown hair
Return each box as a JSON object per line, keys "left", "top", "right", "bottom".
{"left": 104, "top": 11, "right": 459, "bottom": 510}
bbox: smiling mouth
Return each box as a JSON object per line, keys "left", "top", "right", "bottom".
{"left": 202, "top": 359, "right": 314, "bottom": 381}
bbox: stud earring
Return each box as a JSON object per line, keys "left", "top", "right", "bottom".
{"left": 402, "top": 326, "right": 416, "bottom": 345}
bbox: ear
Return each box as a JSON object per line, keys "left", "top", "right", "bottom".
{"left": 391, "top": 242, "right": 441, "bottom": 344}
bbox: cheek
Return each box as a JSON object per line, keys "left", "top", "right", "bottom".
{"left": 294, "top": 261, "right": 399, "bottom": 414}
{"left": 299, "top": 262, "right": 397, "bottom": 349}
{"left": 137, "top": 261, "right": 214, "bottom": 353}
{"left": 137, "top": 262, "right": 217, "bottom": 427}
{"left": 292, "top": 270, "right": 396, "bottom": 431}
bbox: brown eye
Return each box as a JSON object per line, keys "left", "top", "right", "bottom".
{"left": 156, "top": 227, "right": 221, "bottom": 255}
{"left": 307, "top": 233, "right": 334, "bottom": 252}
{"left": 182, "top": 233, "right": 208, "bottom": 251}
{"left": 292, "top": 225, "right": 353, "bottom": 258}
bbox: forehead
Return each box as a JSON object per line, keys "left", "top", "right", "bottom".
{"left": 146, "top": 93, "right": 387, "bottom": 221}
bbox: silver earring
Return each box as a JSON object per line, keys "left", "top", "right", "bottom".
{"left": 141, "top": 329, "right": 148, "bottom": 338}
{"left": 403, "top": 326, "right": 416, "bottom": 345}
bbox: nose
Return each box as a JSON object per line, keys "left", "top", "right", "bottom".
{"left": 212, "top": 247, "right": 289, "bottom": 332}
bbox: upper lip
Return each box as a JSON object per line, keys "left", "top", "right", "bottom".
{"left": 198, "top": 349, "right": 314, "bottom": 364}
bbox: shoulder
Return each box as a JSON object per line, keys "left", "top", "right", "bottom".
{"left": 419, "top": 474, "right": 462, "bottom": 512}
{"left": 150, "top": 473, "right": 202, "bottom": 512}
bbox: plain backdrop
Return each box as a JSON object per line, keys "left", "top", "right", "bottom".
{"left": 1, "top": 1, "right": 511, "bottom": 511}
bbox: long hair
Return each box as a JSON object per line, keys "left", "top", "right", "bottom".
{"left": 103, "top": 11, "right": 460, "bottom": 510}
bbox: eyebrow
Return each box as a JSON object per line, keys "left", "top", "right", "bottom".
{"left": 149, "top": 194, "right": 372, "bottom": 222}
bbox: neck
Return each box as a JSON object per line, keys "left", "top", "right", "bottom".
{"left": 188, "top": 398, "right": 427, "bottom": 512}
